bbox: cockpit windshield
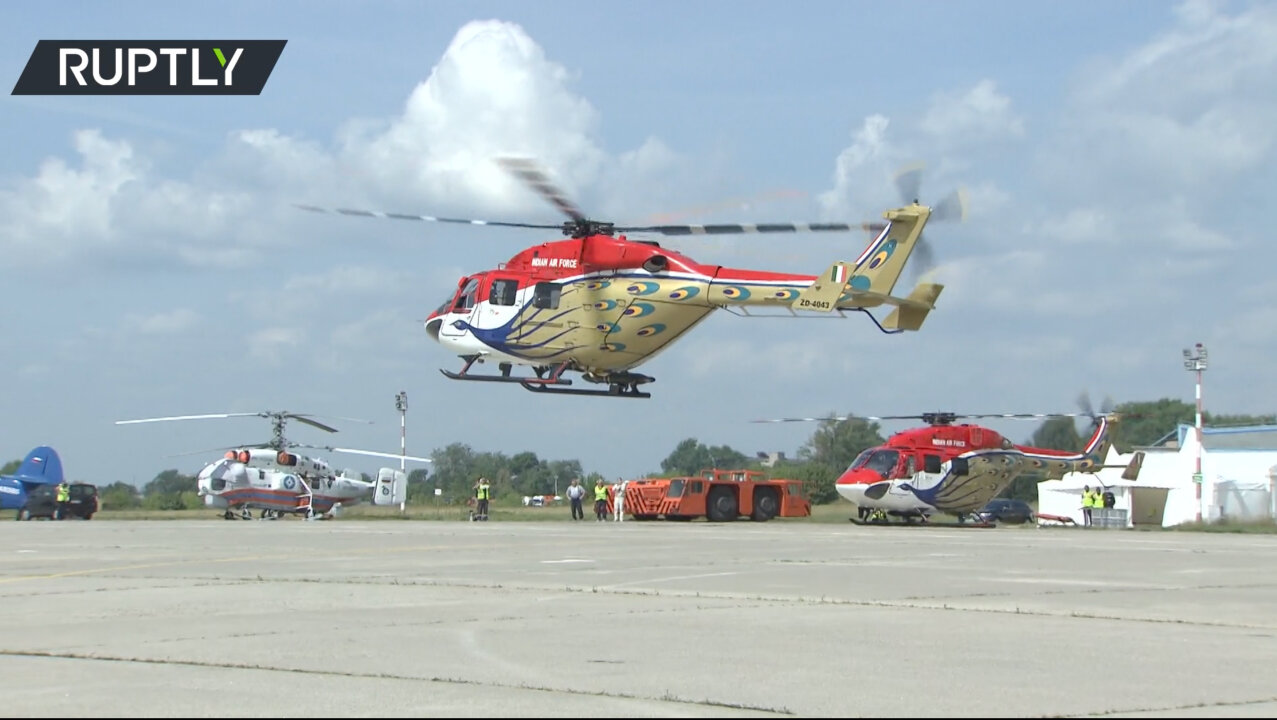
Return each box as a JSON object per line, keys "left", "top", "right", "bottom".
{"left": 847, "top": 449, "right": 899, "bottom": 476}
{"left": 442, "top": 277, "right": 480, "bottom": 315}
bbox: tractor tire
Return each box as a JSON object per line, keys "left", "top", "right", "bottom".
{"left": 706, "top": 487, "right": 739, "bottom": 522}
{"left": 751, "top": 488, "right": 779, "bottom": 522}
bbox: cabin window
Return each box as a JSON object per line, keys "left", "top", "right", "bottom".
{"left": 489, "top": 279, "right": 518, "bottom": 307}
{"left": 668, "top": 479, "right": 685, "bottom": 498}
{"left": 533, "top": 282, "right": 561, "bottom": 309}
{"left": 924, "top": 454, "right": 942, "bottom": 474}
{"left": 689, "top": 480, "right": 704, "bottom": 495}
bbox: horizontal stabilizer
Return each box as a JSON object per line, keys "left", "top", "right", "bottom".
{"left": 1121, "top": 451, "right": 1144, "bottom": 481}
{"left": 882, "top": 283, "right": 944, "bottom": 331}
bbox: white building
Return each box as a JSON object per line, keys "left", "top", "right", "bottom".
{"left": 1038, "top": 424, "right": 1277, "bottom": 527}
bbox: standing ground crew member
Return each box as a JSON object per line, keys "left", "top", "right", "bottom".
{"left": 593, "top": 479, "right": 609, "bottom": 521}
{"left": 55, "top": 481, "right": 71, "bottom": 520}
{"left": 474, "top": 477, "right": 491, "bottom": 521}
{"left": 566, "top": 478, "right": 585, "bottom": 520}
{"left": 1081, "top": 485, "right": 1095, "bottom": 526}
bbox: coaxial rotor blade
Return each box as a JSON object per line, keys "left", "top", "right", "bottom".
{"left": 300, "top": 441, "right": 434, "bottom": 464}
{"left": 284, "top": 415, "right": 342, "bottom": 434}
{"left": 115, "top": 412, "right": 262, "bottom": 425}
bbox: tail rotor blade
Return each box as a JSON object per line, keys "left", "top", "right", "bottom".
{"left": 894, "top": 163, "right": 925, "bottom": 205}
{"left": 931, "top": 188, "right": 969, "bottom": 223}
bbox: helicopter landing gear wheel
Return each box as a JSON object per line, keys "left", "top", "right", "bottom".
{"left": 223, "top": 510, "right": 236, "bottom": 520}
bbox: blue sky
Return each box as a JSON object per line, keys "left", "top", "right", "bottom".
{"left": 3, "top": 0, "right": 1274, "bottom": 486}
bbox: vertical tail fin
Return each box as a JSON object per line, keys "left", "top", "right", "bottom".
{"left": 6, "top": 446, "right": 64, "bottom": 484}
{"left": 373, "top": 468, "right": 407, "bottom": 506}
{"left": 791, "top": 205, "right": 931, "bottom": 313}
{"left": 845, "top": 205, "right": 931, "bottom": 297}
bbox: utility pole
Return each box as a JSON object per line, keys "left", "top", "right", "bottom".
{"left": 1183, "top": 344, "right": 1208, "bottom": 523}
{"left": 395, "top": 391, "right": 407, "bottom": 513}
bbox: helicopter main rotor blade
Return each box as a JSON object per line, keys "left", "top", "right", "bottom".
{"left": 497, "top": 157, "right": 588, "bottom": 223}
{"left": 298, "top": 444, "right": 432, "bottom": 463}
{"left": 285, "top": 415, "right": 341, "bottom": 434}
{"left": 752, "top": 412, "right": 1094, "bottom": 424}
{"left": 330, "top": 447, "right": 433, "bottom": 463}
{"left": 295, "top": 204, "right": 564, "bottom": 232}
{"left": 617, "top": 221, "right": 887, "bottom": 236}
{"left": 115, "top": 412, "right": 262, "bottom": 425}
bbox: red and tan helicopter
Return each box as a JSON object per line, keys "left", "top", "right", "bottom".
{"left": 300, "top": 160, "right": 965, "bottom": 398}
{"left": 755, "top": 407, "right": 1143, "bottom": 524}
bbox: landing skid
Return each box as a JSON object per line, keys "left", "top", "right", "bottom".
{"left": 442, "top": 356, "right": 654, "bottom": 399}
{"left": 849, "top": 517, "right": 996, "bottom": 528}
{"left": 440, "top": 368, "right": 569, "bottom": 385}
{"left": 521, "top": 382, "right": 651, "bottom": 399}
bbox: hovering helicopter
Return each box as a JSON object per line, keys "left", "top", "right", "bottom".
{"left": 755, "top": 407, "right": 1143, "bottom": 524}
{"left": 299, "top": 159, "right": 966, "bottom": 398}
{"left": 115, "top": 410, "right": 432, "bottom": 520}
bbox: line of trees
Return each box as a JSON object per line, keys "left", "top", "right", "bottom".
{"left": 6, "top": 398, "right": 1273, "bottom": 510}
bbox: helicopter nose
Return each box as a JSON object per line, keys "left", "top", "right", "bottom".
{"left": 424, "top": 315, "right": 442, "bottom": 341}
{"left": 834, "top": 469, "right": 883, "bottom": 505}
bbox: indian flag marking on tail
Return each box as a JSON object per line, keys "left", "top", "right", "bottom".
{"left": 832, "top": 264, "right": 848, "bottom": 284}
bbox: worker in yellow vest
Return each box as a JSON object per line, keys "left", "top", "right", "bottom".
{"left": 474, "top": 477, "right": 491, "bottom": 521}
{"left": 55, "top": 482, "right": 71, "bottom": 520}
{"left": 1081, "top": 485, "right": 1095, "bottom": 527}
{"left": 593, "top": 479, "right": 609, "bottom": 521}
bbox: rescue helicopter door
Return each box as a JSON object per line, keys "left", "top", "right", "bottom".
{"left": 439, "top": 276, "right": 482, "bottom": 340}
{"left": 479, "top": 274, "right": 524, "bottom": 330}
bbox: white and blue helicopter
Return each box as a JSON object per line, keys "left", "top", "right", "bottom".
{"left": 116, "top": 410, "right": 432, "bottom": 520}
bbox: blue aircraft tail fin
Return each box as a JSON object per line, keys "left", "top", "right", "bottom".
{"left": 8, "top": 446, "right": 64, "bottom": 485}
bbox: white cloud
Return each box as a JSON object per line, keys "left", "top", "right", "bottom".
{"left": 248, "top": 327, "right": 305, "bottom": 365}
{"left": 1061, "top": 0, "right": 1277, "bottom": 187}
{"left": 919, "top": 80, "right": 1025, "bottom": 142}
{"left": 125, "top": 308, "right": 199, "bottom": 335}
{"left": 340, "top": 19, "right": 607, "bottom": 213}
{"left": 1035, "top": 208, "right": 1108, "bottom": 245}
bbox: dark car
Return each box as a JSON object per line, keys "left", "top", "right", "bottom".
{"left": 976, "top": 498, "right": 1034, "bottom": 525}
{"left": 16, "top": 483, "right": 99, "bottom": 520}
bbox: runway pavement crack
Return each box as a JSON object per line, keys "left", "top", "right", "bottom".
{"left": 0, "top": 649, "right": 795, "bottom": 715}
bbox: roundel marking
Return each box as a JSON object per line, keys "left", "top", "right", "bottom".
{"left": 623, "top": 302, "right": 655, "bottom": 318}
{"left": 595, "top": 322, "right": 620, "bottom": 333}
{"left": 720, "top": 285, "right": 752, "bottom": 301}
{"left": 668, "top": 285, "right": 701, "bottom": 300}
{"left": 772, "top": 288, "right": 798, "bottom": 301}
{"left": 602, "top": 342, "right": 627, "bottom": 352}
{"left": 626, "top": 281, "right": 660, "bottom": 295}
{"left": 592, "top": 299, "right": 620, "bottom": 311}
{"left": 848, "top": 275, "right": 872, "bottom": 291}
{"left": 636, "top": 323, "right": 667, "bottom": 337}
{"left": 283, "top": 475, "right": 297, "bottom": 490}
{"left": 868, "top": 239, "right": 898, "bottom": 270}
{"left": 584, "top": 280, "right": 611, "bottom": 290}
